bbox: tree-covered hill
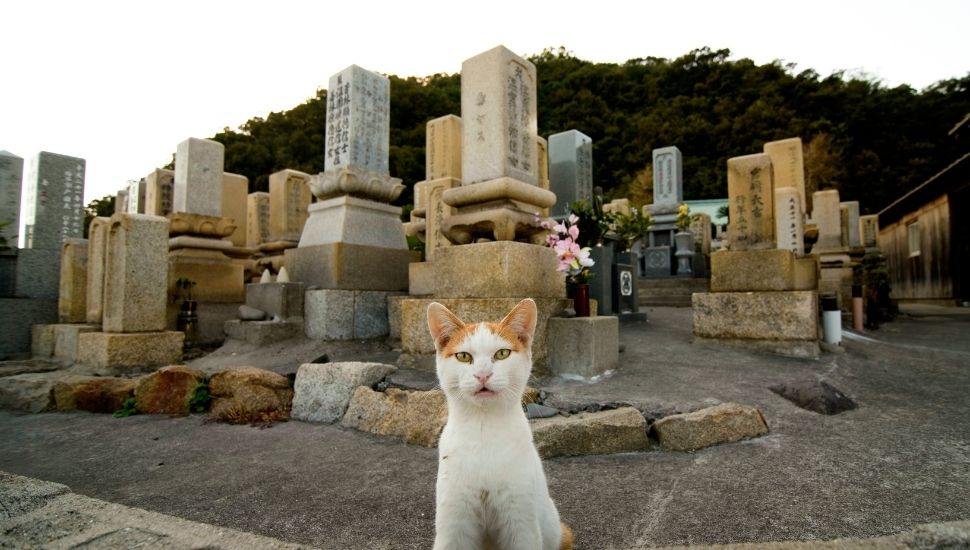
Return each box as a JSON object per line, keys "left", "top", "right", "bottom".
{"left": 209, "top": 47, "right": 969, "bottom": 215}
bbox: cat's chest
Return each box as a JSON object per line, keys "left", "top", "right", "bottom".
{"left": 438, "top": 417, "right": 536, "bottom": 479}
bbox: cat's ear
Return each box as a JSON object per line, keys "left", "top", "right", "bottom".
{"left": 427, "top": 302, "right": 465, "bottom": 352}
{"left": 499, "top": 298, "right": 537, "bottom": 350}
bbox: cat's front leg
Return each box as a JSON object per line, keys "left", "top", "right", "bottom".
{"left": 433, "top": 489, "right": 485, "bottom": 550}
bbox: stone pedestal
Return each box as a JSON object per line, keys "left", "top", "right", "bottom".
{"left": 287, "top": 243, "right": 416, "bottom": 292}
{"left": 245, "top": 281, "right": 304, "bottom": 320}
{"left": 642, "top": 246, "right": 673, "bottom": 278}
{"left": 440, "top": 177, "right": 554, "bottom": 244}
{"left": 305, "top": 289, "right": 401, "bottom": 340}
{"left": 546, "top": 316, "right": 619, "bottom": 378}
{"left": 32, "top": 323, "right": 99, "bottom": 361}
{"left": 409, "top": 262, "right": 434, "bottom": 296}
{"left": 432, "top": 241, "right": 564, "bottom": 298}
{"left": 167, "top": 213, "right": 245, "bottom": 303}
{"left": 710, "top": 249, "right": 796, "bottom": 292}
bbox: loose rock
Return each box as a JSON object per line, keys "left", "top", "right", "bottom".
{"left": 341, "top": 386, "right": 448, "bottom": 447}
{"left": 653, "top": 402, "right": 768, "bottom": 452}
{"left": 238, "top": 305, "right": 267, "bottom": 321}
{"left": 769, "top": 380, "right": 857, "bottom": 415}
{"left": 134, "top": 366, "right": 205, "bottom": 416}
{"left": 54, "top": 377, "right": 137, "bottom": 413}
{"left": 209, "top": 367, "right": 293, "bottom": 424}
{"left": 531, "top": 407, "right": 649, "bottom": 458}
{"left": 291, "top": 362, "right": 396, "bottom": 423}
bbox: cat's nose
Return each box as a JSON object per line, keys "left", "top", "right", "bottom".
{"left": 474, "top": 372, "right": 491, "bottom": 385}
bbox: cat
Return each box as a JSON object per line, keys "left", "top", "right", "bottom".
{"left": 427, "top": 298, "right": 574, "bottom": 550}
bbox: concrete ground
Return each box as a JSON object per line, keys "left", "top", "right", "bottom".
{"left": 0, "top": 306, "right": 968, "bottom": 549}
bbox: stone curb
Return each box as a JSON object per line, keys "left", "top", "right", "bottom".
{"left": 0, "top": 470, "right": 315, "bottom": 549}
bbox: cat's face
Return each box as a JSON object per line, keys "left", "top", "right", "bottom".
{"left": 427, "top": 299, "right": 537, "bottom": 408}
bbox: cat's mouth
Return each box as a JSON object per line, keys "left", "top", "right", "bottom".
{"left": 474, "top": 387, "right": 497, "bottom": 397}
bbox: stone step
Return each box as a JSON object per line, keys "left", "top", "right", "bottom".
{"left": 638, "top": 277, "right": 709, "bottom": 307}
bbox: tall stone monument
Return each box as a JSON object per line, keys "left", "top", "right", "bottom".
{"left": 286, "top": 64, "right": 416, "bottom": 340}
{"left": 764, "top": 137, "right": 808, "bottom": 215}
{"left": 0, "top": 151, "right": 24, "bottom": 247}
{"left": 439, "top": 46, "right": 555, "bottom": 244}
{"left": 693, "top": 151, "right": 819, "bottom": 358}
{"left": 256, "top": 169, "right": 312, "bottom": 275}
{"left": 404, "top": 115, "right": 462, "bottom": 295}
{"left": 16, "top": 152, "right": 86, "bottom": 300}
{"left": 167, "top": 138, "right": 245, "bottom": 341}
{"left": 859, "top": 215, "right": 879, "bottom": 253}
{"left": 548, "top": 130, "right": 592, "bottom": 218}
{"left": 145, "top": 168, "right": 175, "bottom": 216}
{"left": 246, "top": 192, "right": 271, "bottom": 250}
{"left": 642, "top": 146, "right": 684, "bottom": 277}
{"left": 126, "top": 179, "right": 147, "bottom": 214}
{"left": 397, "top": 46, "right": 592, "bottom": 374}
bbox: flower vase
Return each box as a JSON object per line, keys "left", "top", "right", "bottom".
{"left": 572, "top": 283, "right": 591, "bottom": 317}
{"left": 674, "top": 231, "right": 694, "bottom": 277}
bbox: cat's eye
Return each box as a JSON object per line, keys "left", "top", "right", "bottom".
{"left": 454, "top": 352, "right": 472, "bottom": 363}
{"left": 493, "top": 349, "right": 511, "bottom": 360}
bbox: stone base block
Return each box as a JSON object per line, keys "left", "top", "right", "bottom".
{"left": 53, "top": 324, "right": 100, "bottom": 362}
{"left": 285, "top": 243, "right": 417, "bottom": 292}
{"left": 530, "top": 407, "right": 649, "bottom": 458}
{"left": 0, "top": 298, "right": 57, "bottom": 359}
{"left": 399, "top": 297, "right": 570, "bottom": 371}
{"left": 168, "top": 249, "right": 245, "bottom": 302}
{"left": 795, "top": 257, "right": 819, "bottom": 291}
{"left": 545, "top": 317, "right": 619, "bottom": 378}
{"left": 166, "top": 301, "right": 239, "bottom": 346}
{"left": 441, "top": 207, "right": 547, "bottom": 244}
{"left": 298, "top": 195, "right": 407, "bottom": 249}
{"left": 305, "top": 290, "right": 403, "bottom": 340}
{"left": 710, "top": 249, "right": 796, "bottom": 292}
{"left": 692, "top": 291, "right": 819, "bottom": 358}
{"left": 245, "top": 282, "right": 304, "bottom": 319}
{"left": 15, "top": 248, "right": 60, "bottom": 299}
{"left": 31, "top": 325, "right": 56, "bottom": 358}
{"left": 433, "top": 241, "right": 565, "bottom": 299}
{"left": 409, "top": 262, "right": 434, "bottom": 296}
{"left": 76, "top": 331, "right": 184, "bottom": 374}
{"left": 224, "top": 319, "right": 304, "bottom": 346}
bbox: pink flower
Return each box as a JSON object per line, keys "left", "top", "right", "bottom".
{"left": 567, "top": 224, "right": 579, "bottom": 240}
{"left": 568, "top": 214, "right": 579, "bottom": 225}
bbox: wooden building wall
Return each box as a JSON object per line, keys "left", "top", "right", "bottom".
{"left": 879, "top": 195, "right": 953, "bottom": 301}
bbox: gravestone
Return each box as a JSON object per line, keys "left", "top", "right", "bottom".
{"left": 689, "top": 212, "right": 712, "bottom": 256}
{"left": 144, "top": 168, "right": 175, "bottom": 216}
{"left": 103, "top": 214, "right": 169, "bottom": 332}
{"left": 247, "top": 192, "right": 271, "bottom": 248}
{"left": 324, "top": 65, "right": 389, "bottom": 174}
{"left": 774, "top": 187, "right": 805, "bottom": 256}
{"left": 840, "top": 201, "right": 861, "bottom": 249}
{"left": 461, "top": 46, "right": 537, "bottom": 186}
{"left": 726, "top": 153, "right": 774, "bottom": 250}
{"left": 812, "top": 190, "right": 843, "bottom": 253}
{"left": 126, "top": 179, "right": 146, "bottom": 214}
{"left": 174, "top": 138, "right": 224, "bottom": 216}
{"left": 652, "top": 146, "right": 683, "bottom": 209}
{"left": 426, "top": 114, "right": 462, "bottom": 181}
{"left": 20, "top": 152, "right": 86, "bottom": 250}
{"left": 222, "top": 173, "right": 249, "bottom": 247}
{"left": 549, "top": 130, "right": 593, "bottom": 218}
{"left": 269, "top": 169, "right": 312, "bottom": 243}
{"left": 0, "top": 151, "right": 24, "bottom": 243}
{"left": 114, "top": 190, "right": 128, "bottom": 215}
{"left": 58, "top": 239, "right": 88, "bottom": 323}
{"left": 764, "top": 137, "right": 807, "bottom": 214}
{"left": 859, "top": 215, "right": 879, "bottom": 251}
{"left": 86, "top": 217, "right": 110, "bottom": 324}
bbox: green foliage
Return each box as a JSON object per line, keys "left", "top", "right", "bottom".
{"left": 83, "top": 194, "right": 116, "bottom": 238}
{"left": 194, "top": 47, "right": 968, "bottom": 215}
{"left": 567, "top": 199, "right": 614, "bottom": 248}
{"left": 611, "top": 209, "right": 653, "bottom": 251}
{"left": 113, "top": 397, "right": 138, "bottom": 418}
{"left": 188, "top": 380, "right": 211, "bottom": 414}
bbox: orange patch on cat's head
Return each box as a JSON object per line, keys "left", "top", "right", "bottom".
{"left": 439, "top": 322, "right": 483, "bottom": 356}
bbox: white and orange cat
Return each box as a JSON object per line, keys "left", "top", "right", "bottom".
{"left": 427, "top": 299, "right": 573, "bottom": 550}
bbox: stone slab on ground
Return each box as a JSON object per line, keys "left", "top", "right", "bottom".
{"left": 134, "top": 365, "right": 204, "bottom": 416}
{"left": 291, "top": 362, "right": 397, "bottom": 424}
{"left": 245, "top": 282, "right": 304, "bottom": 320}
{"left": 530, "top": 407, "right": 649, "bottom": 458}
{"left": 653, "top": 402, "right": 769, "bottom": 452}
{"left": 0, "top": 373, "right": 82, "bottom": 413}
{"left": 545, "top": 316, "right": 619, "bottom": 378}
{"left": 0, "top": 471, "right": 311, "bottom": 549}
{"left": 76, "top": 331, "right": 184, "bottom": 375}
{"left": 224, "top": 319, "right": 304, "bottom": 346}
{"left": 340, "top": 386, "right": 447, "bottom": 447}
{"left": 209, "top": 366, "right": 293, "bottom": 424}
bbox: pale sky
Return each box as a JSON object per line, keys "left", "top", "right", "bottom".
{"left": 2, "top": 0, "right": 968, "bottom": 206}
